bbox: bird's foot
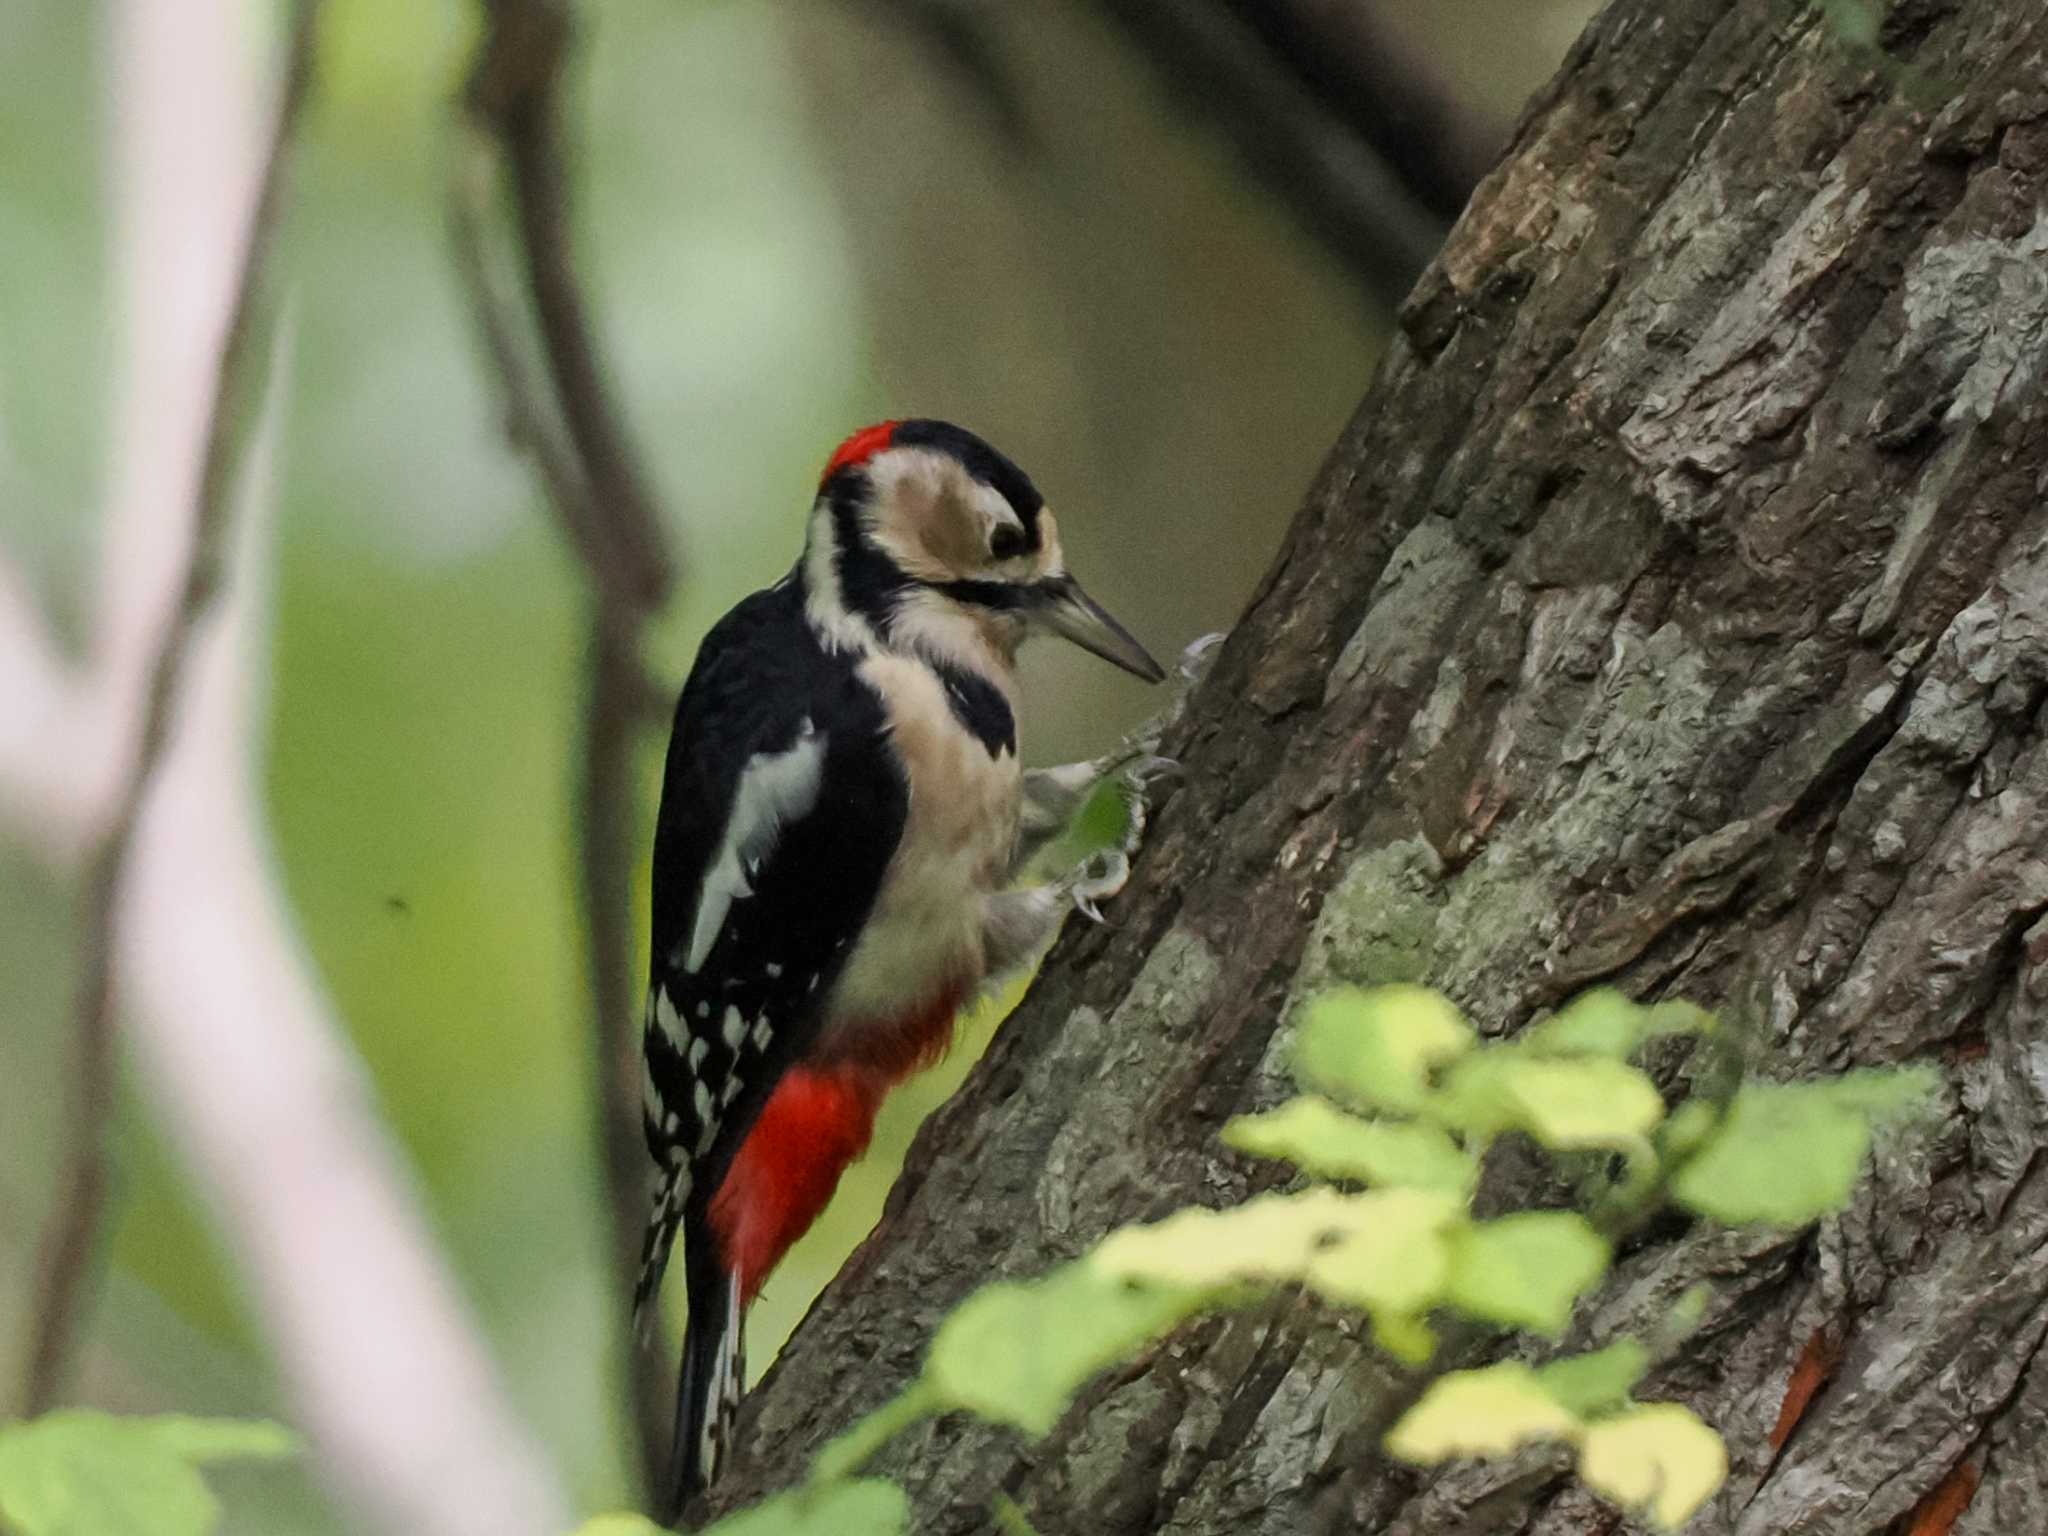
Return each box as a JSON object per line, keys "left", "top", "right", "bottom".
{"left": 1064, "top": 848, "right": 1131, "bottom": 924}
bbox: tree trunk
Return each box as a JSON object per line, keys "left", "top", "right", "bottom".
{"left": 714, "top": 0, "right": 2048, "bottom": 1530}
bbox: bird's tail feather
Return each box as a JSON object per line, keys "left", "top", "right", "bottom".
{"left": 634, "top": 1164, "right": 689, "bottom": 1343}
{"left": 660, "top": 1252, "right": 744, "bottom": 1527}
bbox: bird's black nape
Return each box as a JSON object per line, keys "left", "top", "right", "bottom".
{"left": 887, "top": 418, "right": 1046, "bottom": 528}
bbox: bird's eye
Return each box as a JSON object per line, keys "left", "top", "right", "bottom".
{"left": 989, "top": 524, "right": 1027, "bottom": 561}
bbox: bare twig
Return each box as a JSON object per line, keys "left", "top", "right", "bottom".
{"left": 464, "top": 0, "right": 674, "bottom": 619}
{"left": 20, "top": 0, "right": 321, "bottom": 1418}
{"left": 447, "top": 125, "right": 604, "bottom": 570}
{"left": 456, "top": 0, "right": 681, "bottom": 1495}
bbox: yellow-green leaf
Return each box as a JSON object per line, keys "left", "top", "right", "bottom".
{"left": 929, "top": 1264, "right": 1211, "bottom": 1436}
{"left": 1369, "top": 1310, "right": 1439, "bottom": 1365}
{"left": 1302, "top": 1189, "right": 1464, "bottom": 1315}
{"left": 1578, "top": 1404, "right": 1726, "bottom": 1531}
{"left": 1534, "top": 1340, "right": 1649, "bottom": 1416}
{"left": 700, "top": 1478, "right": 908, "bottom": 1536}
{"left": 568, "top": 1518, "right": 668, "bottom": 1536}
{"left": 1435, "top": 1053, "right": 1664, "bottom": 1148}
{"left": 1297, "top": 985, "right": 1474, "bottom": 1113}
{"left": 1385, "top": 1363, "right": 1582, "bottom": 1463}
{"left": 1092, "top": 1187, "right": 1373, "bottom": 1288}
{"left": 1522, "top": 989, "right": 1713, "bottom": 1058}
{"left": 1224, "top": 1097, "right": 1476, "bottom": 1192}
{"left": 1445, "top": 1212, "right": 1610, "bottom": 1336}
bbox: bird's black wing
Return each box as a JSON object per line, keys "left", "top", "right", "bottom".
{"left": 636, "top": 580, "right": 906, "bottom": 1520}
{"left": 641, "top": 580, "right": 906, "bottom": 1260}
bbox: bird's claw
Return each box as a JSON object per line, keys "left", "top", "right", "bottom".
{"left": 1178, "top": 630, "right": 1225, "bottom": 685}
{"left": 1120, "top": 754, "right": 1182, "bottom": 791}
{"left": 1066, "top": 848, "right": 1130, "bottom": 924}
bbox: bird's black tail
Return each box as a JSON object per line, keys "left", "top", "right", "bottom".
{"left": 660, "top": 1244, "right": 744, "bottom": 1527}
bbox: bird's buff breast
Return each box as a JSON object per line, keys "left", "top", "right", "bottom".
{"left": 818, "top": 653, "right": 1019, "bottom": 1055}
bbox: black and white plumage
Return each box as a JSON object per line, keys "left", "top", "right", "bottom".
{"left": 638, "top": 420, "right": 1164, "bottom": 1525}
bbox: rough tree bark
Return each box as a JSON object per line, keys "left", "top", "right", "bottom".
{"left": 715, "top": 0, "right": 2048, "bottom": 1530}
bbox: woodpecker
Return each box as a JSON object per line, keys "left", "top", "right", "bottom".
{"left": 637, "top": 419, "right": 1165, "bottom": 1523}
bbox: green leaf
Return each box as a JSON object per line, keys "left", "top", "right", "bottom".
{"left": 1820, "top": 1065, "right": 1939, "bottom": 1120}
{"left": 700, "top": 1478, "right": 909, "bottom": 1536}
{"left": 810, "top": 1384, "right": 940, "bottom": 1484}
{"left": 1302, "top": 1189, "right": 1464, "bottom": 1316}
{"left": 1672, "top": 1068, "right": 1935, "bottom": 1226}
{"left": 1385, "top": 1363, "right": 1582, "bottom": 1463}
{"left": 989, "top": 1492, "right": 1042, "bottom": 1536}
{"left": 139, "top": 1417, "right": 299, "bottom": 1465}
{"left": 929, "top": 1263, "right": 1211, "bottom": 1436}
{"left": 567, "top": 1518, "right": 669, "bottom": 1536}
{"left": 1522, "top": 989, "right": 1713, "bottom": 1059}
{"left": 1224, "top": 1097, "right": 1476, "bottom": 1192}
{"left": 1445, "top": 1212, "right": 1610, "bottom": 1336}
{"left": 1534, "top": 1340, "right": 1649, "bottom": 1417}
{"left": 1434, "top": 1053, "right": 1665, "bottom": 1149}
{"left": 1068, "top": 774, "right": 1137, "bottom": 855}
{"left": 1577, "top": 1404, "right": 1727, "bottom": 1531}
{"left": 1657, "top": 1099, "right": 1720, "bottom": 1161}
{"left": 1665, "top": 1284, "right": 1711, "bottom": 1336}
{"left": 1297, "top": 985, "right": 1474, "bottom": 1113}
{"left": 0, "top": 1411, "right": 294, "bottom": 1536}
{"left": 1669, "top": 1083, "right": 1868, "bottom": 1225}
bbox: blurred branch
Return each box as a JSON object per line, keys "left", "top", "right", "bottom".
{"left": 456, "top": 0, "right": 680, "bottom": 1498}
{"left": 21, "top": 0, "right": 323, "bottom": 1424}
{"left": 1206, "top": 0, "right": 1502, "bottom": 223}
{"left": 1093, "top": 0, "right": 1469, "bottom": 301}
{"left": 859, "top": 0, "right": 1491, "bottom": 300}
{"left": 1, "top": 1, "right": 570, "bottom": 1531}
{"left": 857, "top": 0, "right": 1036, "bottom": 148}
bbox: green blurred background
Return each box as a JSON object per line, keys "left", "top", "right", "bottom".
{"left": 0, "top": 0, "right": 1590, "bottom": 1525}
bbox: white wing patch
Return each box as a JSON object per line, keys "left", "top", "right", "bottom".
{"left": 653, "top": 986, "right": 688, "bottom": 1048}
{"left": 684, "top": 719, "right": 828, "bottom": 974}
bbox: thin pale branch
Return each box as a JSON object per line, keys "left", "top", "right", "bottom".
{"left": 455, "top": 0, "right": 681, "bottom": 1496}
{"left": 4, "top": 5, "right": 570, "bottom": 1528}
{"left": 20, "top": 0, "right": 322, "bottom": 1417}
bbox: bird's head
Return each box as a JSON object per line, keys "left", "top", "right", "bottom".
{"left": 800, "top": 419, "right": 1165, "bottom": 684}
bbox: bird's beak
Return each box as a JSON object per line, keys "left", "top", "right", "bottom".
{"left": 1029, "top": 576, "right": 1166, "bottom": 683}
